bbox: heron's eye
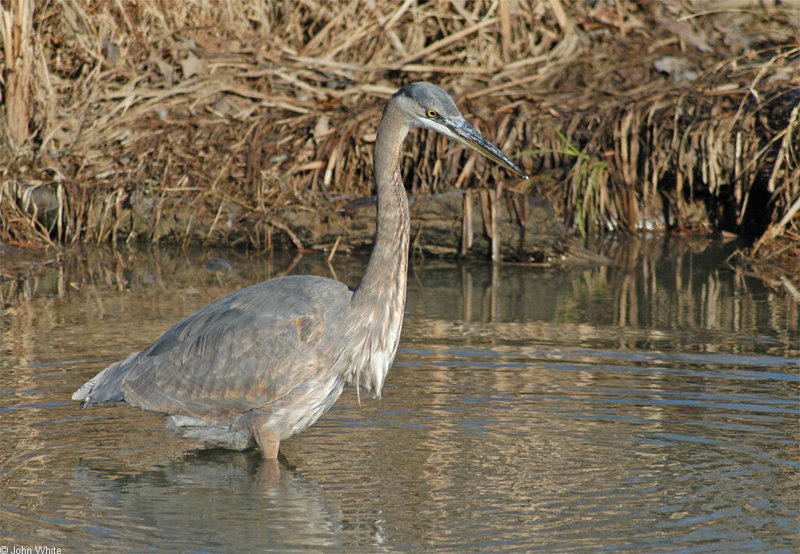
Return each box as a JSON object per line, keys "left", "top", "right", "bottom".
{"left": 426, "top": 109, "right": 438, "bottom": 119}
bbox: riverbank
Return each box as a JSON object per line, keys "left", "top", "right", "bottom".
{"left": 1, "top": 1, "right": 797, "bottom": 272}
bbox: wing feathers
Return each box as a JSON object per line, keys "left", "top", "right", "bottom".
{"left": 115, "top": 275, "right": 350, "bottom": 418}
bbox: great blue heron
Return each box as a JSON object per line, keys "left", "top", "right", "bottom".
{"left": 73, "top": 82, "right": 527, "bottom": 459}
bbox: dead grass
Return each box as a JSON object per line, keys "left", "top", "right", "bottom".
{"left": 0, "top": 0, "right": 798, "bottom": 276}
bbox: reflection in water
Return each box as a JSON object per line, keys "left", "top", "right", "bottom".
{"left": 67, "top": 452, "right": 347, "bottom": 551}
{"left": 0, "top": 239, "right": 797, "bottom": 551}
{"left": 408, "top": 237, "right": 797, "bottom": 357}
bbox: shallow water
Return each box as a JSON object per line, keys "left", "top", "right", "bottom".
{"left": 1, "top": 239, "right": 798, "bottom": 552}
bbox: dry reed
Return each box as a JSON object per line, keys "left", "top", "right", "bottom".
{"left": 0, "top": 0, "right": 797, "bottom": 277}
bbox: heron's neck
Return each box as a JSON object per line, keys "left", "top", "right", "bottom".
{"left": 346, "top": 105, "right": 410, "bottom": 394}
{"left": 354, "top": 105, "right": 411, "bottom": 304}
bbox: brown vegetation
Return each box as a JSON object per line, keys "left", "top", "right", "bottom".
{"left": 0, "top": 1, "right": 797, "bottom": 275}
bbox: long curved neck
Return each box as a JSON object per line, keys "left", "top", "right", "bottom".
{"left": 353, "top": 102, "right": 411, "bottom": 304}
{"left": 346, "top": 101, "right": 411, "bottom": 395}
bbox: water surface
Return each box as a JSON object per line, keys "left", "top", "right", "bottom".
{"left": 1, "top": 239, "right": 798, "bottom": 551}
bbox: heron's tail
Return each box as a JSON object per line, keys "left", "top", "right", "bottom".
{"left": 72, "top": 369, "right": 106, "bottom": 402}
{"left": 72, "top": 352, "right": 139, "bottom": 407}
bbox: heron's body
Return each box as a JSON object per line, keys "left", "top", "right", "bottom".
{"left": 78, "top": 274, "right": 400, "bottom": 456}
{"left": 74, "top": 82, "right": 526, "bottom": 459}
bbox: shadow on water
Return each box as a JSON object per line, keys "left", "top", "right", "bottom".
{"left": 0, "top": 237, "right": 797, "bottom": 551}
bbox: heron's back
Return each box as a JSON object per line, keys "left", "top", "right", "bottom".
{"left": 76, "top": 275, "right": 355, "bottom": 419}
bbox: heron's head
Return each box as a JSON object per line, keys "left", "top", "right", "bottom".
{"left": 392, "top": 82, "right": 528, "bottom": 179}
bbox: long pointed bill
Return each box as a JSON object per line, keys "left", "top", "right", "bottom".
{"left": 448, "top": 119, "right": 528, "bottom": 179}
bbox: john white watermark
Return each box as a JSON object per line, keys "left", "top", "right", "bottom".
{"left": 0, "top": 547, "right": 62, "bottom": 554}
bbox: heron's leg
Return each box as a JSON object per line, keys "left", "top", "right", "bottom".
{"left": 252, "top": 423, "right": 280, "bottom": 459}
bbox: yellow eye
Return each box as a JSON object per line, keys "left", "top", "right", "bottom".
{"left": 426, "top": 109, "right": 438, "bottom": 118}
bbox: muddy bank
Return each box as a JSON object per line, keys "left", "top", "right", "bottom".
{"left": 5, "top": 178, "right": 575, "bottom": 261}
{"left": 0, "top": 1, "right": 797, "bottom": 269}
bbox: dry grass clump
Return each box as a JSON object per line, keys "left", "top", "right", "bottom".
{"left": 0, "top": 0, "right": 798, "bottom": 273}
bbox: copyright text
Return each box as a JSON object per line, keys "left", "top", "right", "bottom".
{"left": 0, "top": 546, "right": 62, "bottom": 554}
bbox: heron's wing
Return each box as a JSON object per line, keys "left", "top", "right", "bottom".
{"left": 119, "top": 275, "right": 352, "bottom": 418}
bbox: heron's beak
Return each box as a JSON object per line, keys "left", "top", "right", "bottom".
{"left": 448, "top": 119, "right": 528, "bottom": 179}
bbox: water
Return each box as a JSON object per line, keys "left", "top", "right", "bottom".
{"left": 1, "top": 239, "right": 798, "bottom": 552}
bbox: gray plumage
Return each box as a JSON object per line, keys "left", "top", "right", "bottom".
{"left": 73, "top": 82, "right": 527, "bottom": 459}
